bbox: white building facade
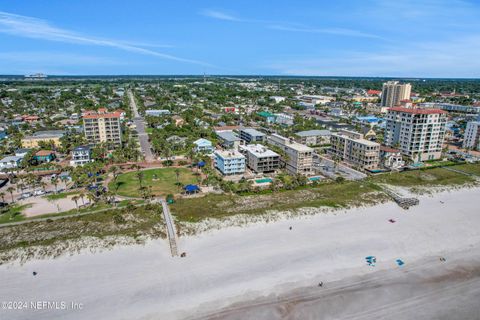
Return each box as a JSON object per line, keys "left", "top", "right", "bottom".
{"left": 384, "top": 107, "right": 447, "bottom": 161}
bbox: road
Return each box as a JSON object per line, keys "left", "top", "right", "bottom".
{"left": 127, "top": 89, "right": 155, "bottom": 162}
{"left": 159, "top": 198, "right": 178, "bottom": 257}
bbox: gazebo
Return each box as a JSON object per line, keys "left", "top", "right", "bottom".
{"left": 183, "top": 184, "right": 200, "bottom": 195}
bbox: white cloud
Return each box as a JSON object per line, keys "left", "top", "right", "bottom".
{"left": 200, "top": 8, "right": 381, "bottom": 39}
{"left": 199, "top": 9, "right": 241, "bottom": 21}
{"left": 265, "top": 35, "right": 480, "bottom": 78}
{"left": 0, "top": 11, "right": 211, "bottom": 66}
{"left": 268, "top": 25, "right": 383, "bottom": 39}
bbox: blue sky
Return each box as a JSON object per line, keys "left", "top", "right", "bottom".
{"left": 1, "top": 0, "right": 480, "bottom": 77}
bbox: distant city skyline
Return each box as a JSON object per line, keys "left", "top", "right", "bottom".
{"left": 1, "top": 0, "right": 480, "bottom": 77}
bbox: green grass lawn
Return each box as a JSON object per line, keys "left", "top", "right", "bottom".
{"left": 0, "top": 204, "right": 31, "bottom": 224}
{"left": 369, "top": 167, "right": 475, "bottom": 187}
{"left": 450, "top": 163, "right": 480, "bottom": 176}
{"left": 110, "top": 167, "right": 198, "bottom": 197}
{"left": 44, "top": 191, "right": 79, "bottom": 201}
{"left": 171, "top": 181, "right": 384, "bottom": 222}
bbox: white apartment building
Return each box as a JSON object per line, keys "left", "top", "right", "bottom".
{"left": 381, "top": 81, "right": 412, "bottom": 108}
{"left": 239, "top": 144, "right": 280, "bottom": 173}
{"left": 463, "top": 121, "right": 480, "bottom": 150}
{"left": 267, "top": 134, "right": 313, "bottom": 175}
{"left": 70, "top": 145, "right": 93, "bottom": 166}
{"left": 384, "top": 107, "right": 447, "bottom": 161}
{"left": 83, "top": 110, "right": 122, "bottom": 146}
{"left": 328, "top": 130, "right": 380, "bottom": 170}
{"left": 295, "top": 130, "right": 331, "bottom": 146}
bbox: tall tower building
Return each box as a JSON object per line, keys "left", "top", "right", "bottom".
{"left": 83, "top": 109, "right": 122, "bottom": 147}
{"left": 384, "top": 107, "right": 447, "bottom": 162}
{"left": 380, "top": 81, "right": 412, "bottom": 108}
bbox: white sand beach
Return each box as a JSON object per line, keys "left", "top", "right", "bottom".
{"left": 1, "top": 187, "right": 480, "bottom": 320}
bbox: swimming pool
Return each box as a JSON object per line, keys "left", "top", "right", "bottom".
{"left": 309, "top": 176, "right": 322, "bottom": 181}
{"left": 255, "top": 178, "right": 273, "bottom": 183}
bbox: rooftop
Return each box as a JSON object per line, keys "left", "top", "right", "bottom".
{"left": 241, "top": 128, "right": 265, "bottom": 137}
{"left": 241, "top": 144, "right": 279, "bottom": 158}
{"left": 73, "top": 145, "right": 91, "bottom": 152}
{"left": 35, "top": 150, "right": 55, "bottom": 156}
{"left": 216, "top": 131, "right": 241, "bottom": 142}
{"left": 215, "top": 149, "right": 245, "bottom": 159}
{"left": 295, "top": 129, "right": 331, "bottom": 137}
{"left": 0, "top": 155, "right": 23, "bottom": 162}
{"left": 269, "top": 134, "right": 313, "bottom": 152}
{"left": 388, "top": 107, "right": 447, "bottom": 115}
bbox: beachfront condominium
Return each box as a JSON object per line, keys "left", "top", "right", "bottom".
{"left": 267, "top": 134, "right": 313, "bottom": 175}
{"left": 239, "top": 128, "right": 266, "bottom": 144}
{"left": 381, "top": 81, "right": 412, "bottom": 108}
{"left": 463, "top": 121, "right": 480, "bottom": 150}
{"left": 83, "top": 109, "right": 122, "bottom": 147}
{"left": 384, "top": 107, "right": 447, "bottom": 161}
{"left": 328, "top": 130, "right": 380, "bottom": 170}
{"left": 214, "top": 150, "right": 246, "bottom": 175}
{"left": 294, "top": 129, "right": 331, "bottom": 146}
{"left": 239, "top": 144, "right": 280, "bottom": 173}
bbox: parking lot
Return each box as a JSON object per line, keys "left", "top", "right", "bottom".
{"left": 313, "top": 155, "right": 367, "bottom": 181}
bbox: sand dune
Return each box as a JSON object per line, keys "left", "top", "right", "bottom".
{"left": 1, "top": 187, "right": 479, "bottom": 320}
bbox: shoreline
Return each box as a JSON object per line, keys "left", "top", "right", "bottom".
{"left": 0, "top": 186, "right": 479, "bottom": 319}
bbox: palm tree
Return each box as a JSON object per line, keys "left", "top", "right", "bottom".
{"left": 174, "top": 168, "right": 180, "bottom": 184}
{"left": 72, "top": 195, "right": 80, "bottom": 211}
{"left": 52, "top": 177, "right": 60, "bottom": 194}
{"left": 86, "top": 192, "right": 96, "bottom": 206}
{"left": 7, "top": 186, "right": 15, "bottom": 203}
{"left": 79, "top": 192, "right": 85, "bottom": 206}
{"left": 109, "top": 165, "right": 119, "bottom": 181}
{"left": 136, "top": 171, "right": 144, "bottom": 187}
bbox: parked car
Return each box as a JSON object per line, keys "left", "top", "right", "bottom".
{"left": 33, "top": 190, "right": 46, "bottom": 196}
{"left": 20, "top": 192, "right": 32, "bottom": 199}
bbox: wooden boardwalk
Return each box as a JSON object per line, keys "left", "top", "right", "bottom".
{"left": 159, "top": 199, "right": 179, "bottom": 257}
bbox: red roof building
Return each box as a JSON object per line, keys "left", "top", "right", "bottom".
{"left": 387, "top": 107, "right": 447, "bottom": 115}
{"left": 367, "top": 89, "right": 381, "bottom": 95}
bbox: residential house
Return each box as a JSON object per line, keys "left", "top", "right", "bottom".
{"left": 0, "top": 156, "right": 22, "bottom": 170}
{"left": 193, "top": 138, "right": 214, "bottom": 153}
{"left": 380, "top": 146, "right": 405, "bottom": 170}
{"left": 33, "top": 150, "right": 56, "bottom": 163}
{"left": 70, "top": 145, "right": 93, "bottom": 166}
{"left": 257, "top": 111, "right": 276, "bottom": 124}
{"left": 145, "top": 109, "right": 171, "bottom": 117}
{"left": 274, "top": 113, "right": 294, "bottom": 126}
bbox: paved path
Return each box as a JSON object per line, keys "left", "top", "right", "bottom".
{"left": 128, "top": 89, "right": 155, "bottom": 162}
{"left": 159, "top": 198, "right": 179, "bottom": 257}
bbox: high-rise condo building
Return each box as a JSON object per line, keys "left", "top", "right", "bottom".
{"left": 83, "top": 109, "right": 122, "bottom": 147}
{"left": 381, "top": 81, "right": 412, "bottom": 108}
{"left": 384, "top": 107, "right": 447, "bottom": 161}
